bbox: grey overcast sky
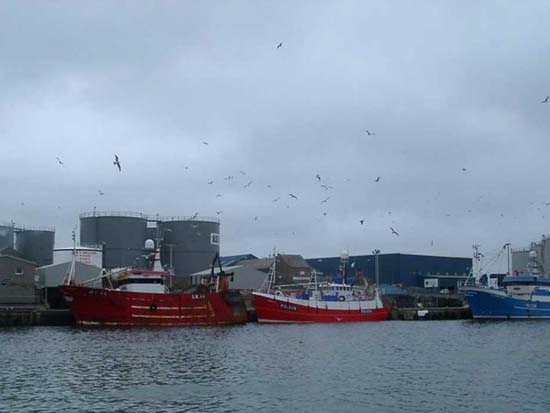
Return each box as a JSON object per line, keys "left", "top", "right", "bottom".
{"left": 1, "top": 1, "right": 550, "bottom": 260}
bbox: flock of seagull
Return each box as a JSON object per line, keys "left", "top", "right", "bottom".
{"left": 48, "top": 41, "right": 550, "bottom": 245}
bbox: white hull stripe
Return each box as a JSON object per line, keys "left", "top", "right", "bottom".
{"left": 78, "top": 321, "right": 232, "bottom": 326}
{"left": 130, "top": 305, "right": 208, "bottom": 311}
{"left": 257, "top": 319, "right": 314, "bottom": 324}
{"left": 131, "top": 314, "right": 210, "bottom": 319}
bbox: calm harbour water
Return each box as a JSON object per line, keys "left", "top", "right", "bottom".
{"left": 1, "top": 321, "right": 550, "bottom": 412}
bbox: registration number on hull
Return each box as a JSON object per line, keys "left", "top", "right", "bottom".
{"left": 280, "top": 303, "right": 297, "bottom": 311}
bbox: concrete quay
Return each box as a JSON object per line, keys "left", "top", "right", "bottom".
{"left": 0, "top": 306, "right": 73, "bottom": 327}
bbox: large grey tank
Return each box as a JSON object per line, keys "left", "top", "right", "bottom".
{"left": 80, "top": 212, "right": 148, "bottom": 269}
{"left": 15, "top": 227, "right": 55, "bottom": 267}
{"left": 0, "top": 223, "right": 15, "bottom": 251}
{"left": 158, "top": 217, "right": 220, "bottom": 276}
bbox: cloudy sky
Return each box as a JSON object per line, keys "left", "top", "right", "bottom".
{"left": 1, "top": 1, "right": 550, "bottom": 261}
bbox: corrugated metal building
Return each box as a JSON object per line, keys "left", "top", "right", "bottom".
{"left": 192, "top": 258, "right": 272, "bottom": 291}
{"left": 38, "top": 261, "right": 102, "bottom": 308}
{"left": 306, "top": 253, "right": 471, "bottom": 288}
{"left": 193, "top": 254, "right": 315, "bottom": 290}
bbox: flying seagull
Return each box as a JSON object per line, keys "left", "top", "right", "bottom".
{"left": 461, "top": 168, "right": 467, "bottom": 172}
{"left": 191, "top": 212, "right": 199, "bottom": 220}
{"left": 202, "top": 141, "right": 208, "bottom": 145}
{"left": 374, "top": 176, "right": 380, "bottom": 183}
{"left": 272, "top": 197, "right": 280, "bottom": 202}
{"left": 216, "top": 193, "right": 222, "bottom": 198}
{"left": 320, "top": 197, "right": 330, "bottom": 204}
{"left": 365, "top": 129, "right": 376, "bottom": 136}
{"left": 320, "top": 184, "right": 330, "bottom": 190}
{"left": 289, "top": 193, "right": 298, "bottom": 199}
{"left": 113, "top": 154, "right": 121, "bottom": 171}
{"left": 243, "top": 181, "right": 253, "bottom": 188}
{"left": 276, "top": 42, "right": 282, "bottom": 49}
{"left": 360, "top": 219, "right": 365, "bottom": 225}
{"left": 56, "top": 157, "right": 64, "bottom": 166}
{"left": 98, "top": 190, "right": 104, "bottom": 196}
{"left": 315, "top": 174, "right": 321, "bottom": 181}
{"left": 390, "top": 226, "right": 400, "bottom": 236}
{"left": 208, "top": 180, "right": 214, "bottom": 184}
{"left": 216, "top": 210, "right": 223, "bottom": 215}
{"left": 542, "top": 96, "right": 549, "bottom": 103}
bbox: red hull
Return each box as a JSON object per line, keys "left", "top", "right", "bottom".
{"left": 60, "top": 286, "right": 247, "bottom": 326}
{"left": 253, "top": 293, "right": 389, "bottom": 323}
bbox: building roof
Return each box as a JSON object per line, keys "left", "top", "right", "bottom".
{"left": 190, "top": 265, "right": 244, "bottom": 276}
{"left": 0, "top": 250, "right": 38, "bottom": 267}
{"left": 38, "top": 261, "right": 102, "bottom": 287}
{"left": 279, "top": 254, "right": 311, "bottom": 269}
{"left": 54, "top": 246, "right": 102, "bottom": 252}
{"left": 220, "top": 254, "right": 258, "bottom": 267}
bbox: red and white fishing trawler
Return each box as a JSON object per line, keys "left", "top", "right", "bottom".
{"left": 252, "top": 252, "right": 388, "bottom": 323}
{"left": 59, "top": 239, "right": 247, "bottom": 326}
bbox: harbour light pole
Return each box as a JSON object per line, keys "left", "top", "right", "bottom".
{"left": 340, "top": 250, "right": 349, "bottom": 284}
{"left": 372, "top": 249, "right": 381, "bottom": 287}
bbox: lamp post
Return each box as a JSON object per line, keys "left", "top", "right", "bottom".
{"left": 372, "top": 249, "right": 381, "bottom": 287}
{"left": 340, "top": 250, "right": 349, "bottom": 284}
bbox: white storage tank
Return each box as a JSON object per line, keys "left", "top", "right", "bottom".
{"left": 53, "top": 246, "right": 103, "bottom": 267}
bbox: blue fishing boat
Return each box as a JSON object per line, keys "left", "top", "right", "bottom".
{"left": 462, "top": 250, "right": 550, "bottom": 319}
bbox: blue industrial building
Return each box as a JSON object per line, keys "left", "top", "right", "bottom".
{"left": 306, "top": 253, "right": 472, "bottom": 288}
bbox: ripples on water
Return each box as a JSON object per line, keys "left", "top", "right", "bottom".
{"left": 1, "top": 321, "right": 550, "bottom": 412}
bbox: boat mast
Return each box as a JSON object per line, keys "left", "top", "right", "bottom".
{"left": 505, "top": 243, "right": 511, "bottom": 275}
{"left": 65, "top": 227, "right": 77, "bottom": 285}
{"left": 267, "top": 250, "right": 277, "bottom": 292}
{"left": 471, "top": 244, "right": 482, "bottom": 285}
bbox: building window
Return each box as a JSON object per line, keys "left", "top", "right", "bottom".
{"left": 15, "top": 267, "right": 24, "bottom": 275}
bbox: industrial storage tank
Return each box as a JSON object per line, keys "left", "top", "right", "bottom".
{"left": 158, "top": 216, "right": 220, "bottom": 276}
{"left": 80, "top": 211, "right": 147, "bottom": 269}
{"left": 53, "top": 246, "right": 103, "bottom": 268}
{"left": 15, "top": 227, "right": 55, "bottom": 267}
{"left": 0, "top": 223, "right": 15, "bottom": 251}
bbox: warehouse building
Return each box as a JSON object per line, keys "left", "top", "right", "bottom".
{"left": 38, "top": 261, "right": 102, "bottom": 308}
{"left": 306, "top": 253, "right": 471, "bottom": 289}
{"left": 193, "top": 254, "right": 315, "bottom": 291}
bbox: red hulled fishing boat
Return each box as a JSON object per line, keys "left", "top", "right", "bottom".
{"left": 253, "top": 252, "right": 388, "bottom": 323}
{"left": 59, "top": 239, "right": 247, "bottom": 326}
